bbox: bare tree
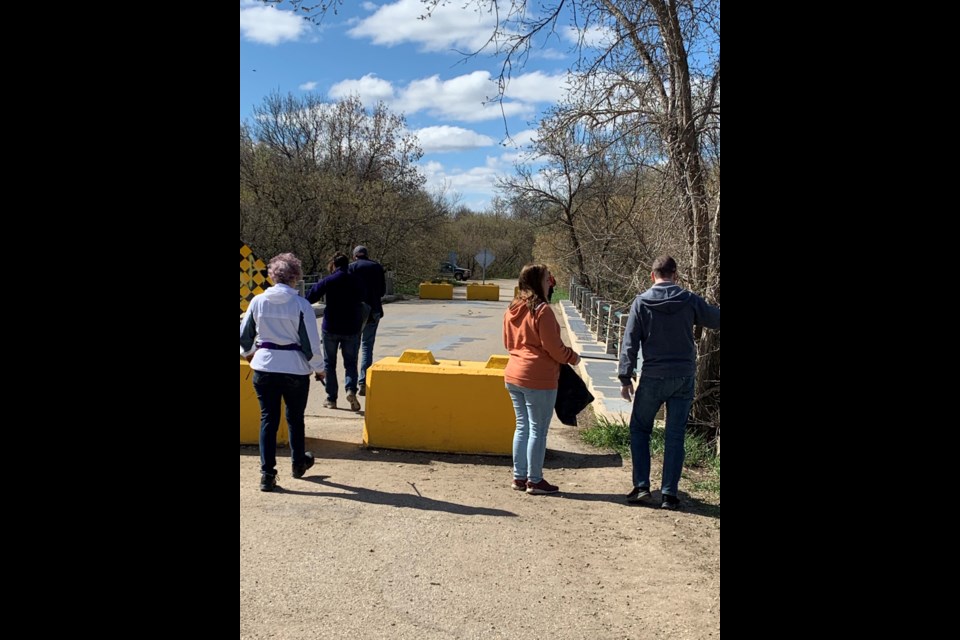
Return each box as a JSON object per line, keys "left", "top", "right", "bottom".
{"left": 498, "top": 109, "right": 604, "bottom": 285}
{"left": 450, "top": 0, "right": 721, "bottom": 435}
{"left": 241, "top": 92, "right": 447, "bottom": 286}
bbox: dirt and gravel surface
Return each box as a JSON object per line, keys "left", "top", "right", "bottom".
{"left": 240, "top": 291, "right": 720, "bottom": 639}
{"left": 240, "top": 413, "right": 719, "bottom": 639}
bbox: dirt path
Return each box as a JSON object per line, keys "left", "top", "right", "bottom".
{"left": 240, "top": 407, "right": 720, "bottom": 639}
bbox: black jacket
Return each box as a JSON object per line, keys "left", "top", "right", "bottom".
{"left": 555, "top": 364, "right": 594, "bottom": 426}
{"left": 348, "top": 258, "right": 386, "bottom": 317}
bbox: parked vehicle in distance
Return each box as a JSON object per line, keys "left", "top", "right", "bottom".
{"left": 439, "top": 262, "right": 471, "bottom": 281}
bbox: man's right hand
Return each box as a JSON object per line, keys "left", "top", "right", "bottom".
{"left": 620, "top": 383, "right": 634, "bottom": 402}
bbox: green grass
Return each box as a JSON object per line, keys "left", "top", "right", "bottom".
{"left": 581, "top": 415, "right": 632, "bottom": 456}
{"left": 394, "top": 282, "right": 421, "bottom": 296}
{"left": 691, "top": 456, "right": 721, "bottom": 494}
{"left": 581, "top": 415, "right": 721, "bottom": 496}
{"left": 551, "top": 285, "right": 570, "bottom": 301}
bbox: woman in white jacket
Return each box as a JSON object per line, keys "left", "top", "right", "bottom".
{"left": 240, "top": 253, "right": 325, "bottom": 492}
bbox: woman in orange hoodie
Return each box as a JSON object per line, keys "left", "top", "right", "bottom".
{"left": 503, "top": 264, "right": 580, "bottom": 494}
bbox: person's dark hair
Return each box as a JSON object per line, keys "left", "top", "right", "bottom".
{"left": 328, "top": 252, "right": 349, "bottom": 272}
{"left": 652, "top": 255, "right": 677, "bottom": 279}
{"left": 512, "top": 263, "right": 549, "bottom": 312}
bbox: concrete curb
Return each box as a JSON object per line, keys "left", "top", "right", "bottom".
{"left": 558, "top": 300, "right": 633, "bottom": 423}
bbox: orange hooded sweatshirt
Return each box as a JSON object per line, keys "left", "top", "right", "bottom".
{"left": 503, "top": 302, "right": 578, "bottom": 390}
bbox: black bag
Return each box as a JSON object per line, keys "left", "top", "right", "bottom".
{"left": 555, "top": 364, "right": 594, "bottom": 426}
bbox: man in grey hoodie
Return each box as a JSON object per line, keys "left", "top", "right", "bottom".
{"left": 618, "top": 256, "right": 720, "bottom": 509}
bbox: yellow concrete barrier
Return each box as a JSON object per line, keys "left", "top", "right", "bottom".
{"left": 240, "top": 360, "right": 288, "bottom": 445}
{"left": 363, "top": 350, "right": 515, "bottom": 454}
{"left": 466, "top": 283, "right": 499, "bottom": 301}
{"left": 419, "top": 282, "right": 454, "bottom": 300}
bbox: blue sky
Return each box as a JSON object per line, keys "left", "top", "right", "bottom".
{"left": 239, "top": 0, "right": 577, "bottom": 210}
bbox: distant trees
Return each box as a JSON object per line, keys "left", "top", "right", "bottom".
{"left": 241, "top": 93, "right": 449, "bottom": 287}
{"left": 240, "top": 89, "right": 543, "bottom": 289}
{"left": 443, "top": 201, "right": 536, "bottom": 279}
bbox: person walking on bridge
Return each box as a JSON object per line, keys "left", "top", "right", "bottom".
{"left": 348, "top": 245, "right": 386, "bottom": 397}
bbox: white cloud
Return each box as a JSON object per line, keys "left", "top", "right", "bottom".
{"left": 398, "top": 71, "right": 531, "bottom": 122}
{"left": 562, "top": 24, "right": 616, "bottom": 48}
{"left": 299, "top": 81, "right": 318, "bottom": 91}
{"left": 329, "top": 74, "right": 396, "bottom": 103}
{"left": 415, "top": 126, "right": 494, "bottom": 153}
{"left": 502, "top": 128, "right": 539, "bottom": 148}
{"left": 348, "top": 0, "right": 497, "bottom": 52}
{"left": 535, "top": 48, "right": 569, "bottom": 61}
{"left": 362, "top": 2, "right": 379, "bottom": 10}
{"left": 504, "top": 71, "right": 570, "bottom": 104}
{"left": 420, "top": 154, "right": 515, "bottom": 200}
{"left": 330, "top": 70, "right": 566, "bottom": 123}
{"left": 239, "top": 2, "right": 307, "bottom": 45}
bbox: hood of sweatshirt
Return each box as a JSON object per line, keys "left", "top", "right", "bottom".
{"left": 505, "top": 301, "right": 535, "bottom": 327}
{"left": 639, "top": 283, "right": 691, "bottom": 315}
{"left": 261, "top": 283, "right": 299, "bottom": 306}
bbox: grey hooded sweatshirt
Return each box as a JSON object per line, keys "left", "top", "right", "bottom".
{"left": 617, "top": 282, "right": 720, "bottom": 383}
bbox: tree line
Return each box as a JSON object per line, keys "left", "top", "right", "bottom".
{"left": 240, "top": 93, "right": 534, "bottom": 287}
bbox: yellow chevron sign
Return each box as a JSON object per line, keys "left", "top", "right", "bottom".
{"left": 240, "top": 240, "right": 273, "bottom": 317}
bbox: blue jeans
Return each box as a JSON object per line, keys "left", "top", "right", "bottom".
{"left": 506, "top": 383, "right": 558, "bottom": 483}
{"left": 629, "top": 376, "right": 695, "bottom": 496}
{"left": 358, "top": 313, "right": 381, "bottom": 386}
{"left": 323, "top": 332, "right": 360, "bottom": 401}
{"left": 252, "top": 371, "right": 310, "bottom": 476}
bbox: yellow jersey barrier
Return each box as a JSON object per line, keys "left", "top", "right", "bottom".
{"left": 363, "top": 350, "right": 515, "bottom": 454}
{"left": 419, "top": 282, "right": 454, "bottom": 300}
{"left": 240, "top": 360, "right": 289, "bottom": 445}
{"left": 466, "top": 283, "right": 499, "bottom": 301}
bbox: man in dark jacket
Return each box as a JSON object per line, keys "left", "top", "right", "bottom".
{"left": 306, "top": 253, "right": 364, "bottom": 411}
{"left": 347, "top": 245, "right": 386, "bottom": 396}
{"left": 618, "top": 256, "right": 720, "bottom": 510}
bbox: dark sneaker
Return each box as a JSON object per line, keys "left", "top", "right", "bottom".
{"left": 511, "top": 478, "right": 527, "bottom": 491}
{"left": 292, "top": 452, "right": 315, "bottom": 479}
{"left": 526, "top": 479, "right": 559, "bottom": 495}
{"left": 260, "top": 473, "right": 277, "bottom": 492}
{"left": 346, "top": 392, "right": 361, "bottom": 412}
{"left": 358, "top": 383, "right": 366, "bottom": 397}
{"left": 661, "top": 494, "right": 681, "bottom": 510}
{"left": 322, "top": 399, "right": 337, "bottom": 409}
{"left": 626, "top": 487, "right": 653, "bottom": 504}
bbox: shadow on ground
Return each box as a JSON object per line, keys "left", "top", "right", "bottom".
{"left": 275, "top": 476, "right": 518, "bottom": 518}
{"left": 241, "top": 440, "right": 620, "bottom": 470}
